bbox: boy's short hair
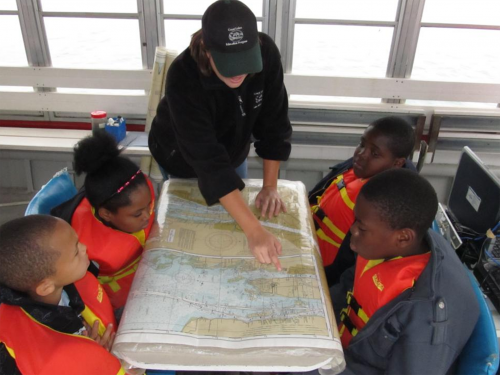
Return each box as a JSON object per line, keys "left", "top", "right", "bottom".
{"left": 370, "top": 116, "right": 415, "bottom": 159}
{"left": 360, "top": 169, "right": 438, "bottom": 239}
{"left": 0, "top": 215, "right": 60, "bottom": 292}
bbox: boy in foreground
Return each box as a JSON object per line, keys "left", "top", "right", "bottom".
{"left": 333, "top": 169, "right": 479, "bottom": 374}
{"left": 0, "top": 215, "right": 125, "bottom": 375}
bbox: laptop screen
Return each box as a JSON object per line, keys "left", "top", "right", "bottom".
{"left": 448, "top": 146, "right": 500, "bottom": 234}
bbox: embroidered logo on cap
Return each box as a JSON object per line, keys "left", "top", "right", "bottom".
{"left": 227, "top": 27, "right": 247, "bottom": 46}
{"left": 229, "top": 29, "right": 243, "bottom": 42}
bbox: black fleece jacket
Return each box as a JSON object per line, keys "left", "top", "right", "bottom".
{"left": 149, "top": 32, "right": 292, "bottom": 205}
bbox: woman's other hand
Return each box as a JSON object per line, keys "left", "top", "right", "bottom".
{"left": 255, "top": 186, "right": 287, "bottom": 219}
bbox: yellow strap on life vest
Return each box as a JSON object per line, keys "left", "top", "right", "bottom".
{"left": 360, "top": 259, "right": 385, "bottom": 277}
{"left": 350, "top": 327, "right": 359, "bottom": 338}
{"left": 98, "top": 256, "right": 141, "bottom": 293}
{"left": 335, "top": 174, "right": 356, "bottom": 210}
{"left": 346, "top": 291, "right": 352, "bottom": 304}
{"left": 316, "top": 228, "right": 341, "bottom": 248}
{"left": 0, "top": 341, "right": 16, "bottom": 359}
{"left": 311, "top": 205, "right": 346, "bottom": 241}
{"left": 345, "top": 291, "right": 369, "bottom": 325}
{"left": 339, "top": 324, "right": 346, "bottom": 336}
{"left": 339, "top": 313, "right": 359, "bottom": 339}
{"left": 131, "top": 229, "right": 146, "bottom": 247}
{"left": 81, "top": 306, "right": 108, "bottom": 337}
{"left": 359, "top": 256, "right": 404, "bottom": 278}
{"left": 357, "top": 306, "right": 369, "bottom": 324}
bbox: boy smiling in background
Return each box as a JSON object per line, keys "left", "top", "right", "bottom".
{"left": 309, "top": 116, "right": 416, "bottom": 271}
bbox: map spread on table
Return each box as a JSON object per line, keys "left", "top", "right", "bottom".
{"left": 113, "top": 179, "right": 344, "bottom": 372}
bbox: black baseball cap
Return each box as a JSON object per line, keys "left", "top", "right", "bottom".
{"left": 202, "top": 0, "right": 262, "bottom": 77}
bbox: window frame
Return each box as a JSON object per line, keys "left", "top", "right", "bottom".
{"left": 0, "top": 0, "right": 498, "bottom": 127}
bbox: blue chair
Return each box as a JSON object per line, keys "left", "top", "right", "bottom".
{"left": 455, "top": 267, "right": 499, "bottom": 375}
{"left": 25, "top": 168, "right": 77, "bottom": 215}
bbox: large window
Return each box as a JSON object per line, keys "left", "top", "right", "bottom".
{"left": 0, "top": 3, "right": 31, "bottom": 92}
{"left": 0, "top": 15, "right": 27, "bottom": 67}
{"left": 0, "top": 0, "right": 498, "bottom": 116}
{"left": 412, "top": 0, "right": 500, "bottom": 84}
{"left": 407, "top": 0, "right": 500, "bottom": 107}
{"left": 291, "top": 0, "right": 399, "bottom": 103}
{"left": 292, "top": 0, "right": 399, "bottom": 77}
{"left": 41, "top": 0, "right": 142, "bottom": 69}
{"left": 0, "top": 1, "right": 27, "bottom": 67}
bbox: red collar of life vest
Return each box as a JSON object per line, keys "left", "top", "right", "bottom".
{"left": 339, "top": 252, "right": 430, "bottom": 347}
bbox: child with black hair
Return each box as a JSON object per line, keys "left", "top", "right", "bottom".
{"left": 309, "top": 116, "right": 416, "bottom": 270}
{"left": 52, "top": 131, "right": 156, "bottom": 311}
{"left": 332, "top": 169, "right": 479, "bottom": 374}
{"left": 0, "top": 215, "right": 124, "bottom": 375}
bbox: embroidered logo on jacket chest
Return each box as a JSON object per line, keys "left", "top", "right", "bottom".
{"left": 253, "top": 90, "right": 263, "bottom": 109}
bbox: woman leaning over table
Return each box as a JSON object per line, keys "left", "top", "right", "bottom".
{"left": 148, "top": 0, "right": 292, "bottom": 270}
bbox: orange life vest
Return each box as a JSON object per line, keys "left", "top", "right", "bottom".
{"left": 72, "top": 177, "right": 155, "bottom": 309}
{"left": 74, "top": 271, "right": 117, "bottom": 334}
{"left": 0, "top": 272, "right": 123, "bottom": 375}
{"left": 311, "top": 169, "right": 367, "bottom": 266}
{"left": 338, "top": 253, "right": 431, "bottom": 347}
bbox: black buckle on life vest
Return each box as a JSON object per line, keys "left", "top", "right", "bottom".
{"left": 336, "top": 179, "right": 346, "bottom": 190}
{"left": 314, "top": 206, "right": 326, "bottom": 220}
{"left": 349, "top": 294, "right": 363, "bottom": 315}
{"left": 341, "top": 311, "right": 357, "bottom": 334}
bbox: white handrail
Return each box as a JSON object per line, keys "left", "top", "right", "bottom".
{"left": 1, "top": 67, "right": 500, "bottom": 115}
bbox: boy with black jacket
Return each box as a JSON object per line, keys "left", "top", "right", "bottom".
{"left": 332, "top": 169, "right": 479, "bottom": 374}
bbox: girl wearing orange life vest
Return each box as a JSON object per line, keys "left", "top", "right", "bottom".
{"left": 52, "top": 131, "right": 156, "bottom": 311}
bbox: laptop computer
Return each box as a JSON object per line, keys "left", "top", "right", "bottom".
{"left": 447, "top": 146, "right": 500, "bottom": 235}
{"left": 444, "top": 147, "right": 500, "bottom": 312}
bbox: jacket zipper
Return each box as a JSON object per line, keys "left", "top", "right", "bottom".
{"left": 238, "top": 95, "right": 246, "bottom": 117}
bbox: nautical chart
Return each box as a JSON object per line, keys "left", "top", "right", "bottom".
{"left": 114, "top": 179, "right": 344, "bottom": 372}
